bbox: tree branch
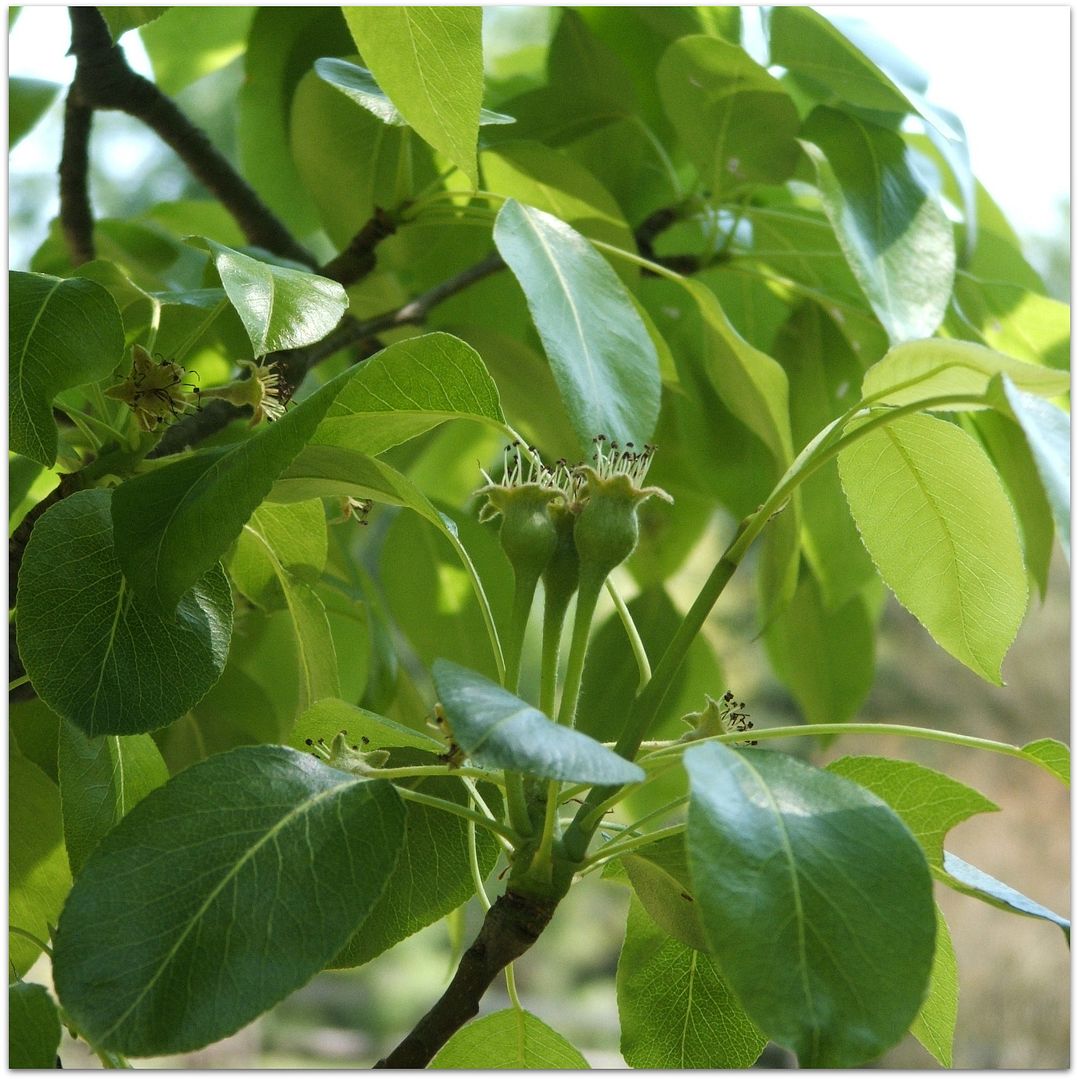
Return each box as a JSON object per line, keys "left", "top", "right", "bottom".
{"left": 67, "top": 7, "right": 315, "bottom": 268}
{"left": 58, "top": 87, "right": 95, "bottom": 266}
{"left": 319, "top": 207, "right": 401, "bottom": 286}
{"left": 375, "top": 889, "right": 557, "bottom": 1068}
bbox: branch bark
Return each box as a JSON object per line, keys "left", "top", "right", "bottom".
{"left": 66, "top": 7, "right": 315, "bottom": 268}
{"left": 375, "top": 890, "right": 558, "bottom": 1068}
{"left": 58, "top": 88, "right": 95, "bottom": 266}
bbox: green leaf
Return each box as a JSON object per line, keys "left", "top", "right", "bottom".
{"left": 10, "top": 753, "right": 71, "bottom": 977}
{"left": 52, "top": 746, "right": 406, "bottom": 1055}
{"left": 769, "top": 8, "right": 912, "bottom": 114}
{"left": 432, "top": 660, "right": 645, "bottom": 785}
{"left": 657, "top": 36, "right": 799, "bottom": 199}
{"left": 9, "top": 982, "right": 62, "bottom": 1069}
{"left": 58, "top": 725, "right": 170, "bottom": 877}
{"left": 493, "top": 198, "right": 661, "bottom": 452}
{"left": 617, "top": 895, "right": 767, "bottom": 1068}
{"left": 10, "top": 272, "right": 125, "bottom": 466}
{"left": 9, "top": 698, "right": 61, "bottom": 782}
{"left": 313, "top": 332, "right": 505, "bottom": 456}
{"left": 9, "top": 77, "right": 61, "bottom": 148}
{"left": 682, "top": 278, "right": 793, "bottom": 468}
{"left": 238, "top": 7, "right": 352, "bottom": 237}
{"left": 685, "top": 743, "right": 935, "bottom": 1067}
{"left": 862, "top": 338, "right": 1070, "bottom": 408}
{"left": 837, "top": 412, "right": 1028, "bottom": 684}
{"left": 288, "top": 697, "right": 441, "bottom": 755}
{"left": 801, "top": 108, "right": 955, "bottom": 344}
{"left": 188, "top": 238, "right": 348, "bottom": 355}
{"left": 765, "top": 571, "right": 875, "bottom": 728}
{"left": 996, "top": 376, "right": 1070, "bottom": 558}
{"left": 342, "top": 7, "right": 484, "bottom": 187}
{"left": 430, "top": 1008, "right": 589, "bottom": 1069}
{"left": 99, "top": 6, "right": 167, "bottom": 39}
{"left": 139, "top": 7, "right": 254, "bottom": 95}
{"left": 966, "top": 410, "right": 1054, "bottom": 597}
{"left": 228, "top": 500, "right": 327, "bottom": 610}
{"left": 909, "top": 904, "right": 958, "bottom": 1067}
{"left": 826, "top": 755, "right": 998, "bottom": 869}
{"left": 939, "top": 851, "right": 1070, "bottom": 940}
{"left": 332, "top": 772, "right": 501, "bottom": 968}
{"left": 619, "top": 834, "right": 708, "bottom": 953}
{"left": 17, "top": 490, "right": 233, "bottom": 736}
{"left": 315, "top": 56, "right": 512, "bottom": 128}
{"left": 1021, "top": 738, "right": 1070, "bottom": 786}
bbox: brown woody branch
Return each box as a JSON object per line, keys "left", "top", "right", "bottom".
{"left": 66, "top": 7, "right": 315, "bottom": 268}
{"left": 58, "top": 88, "right": 95, "bottom": 266}
{"left": 375, "top": 890, "right": 558, "bottom": 1068}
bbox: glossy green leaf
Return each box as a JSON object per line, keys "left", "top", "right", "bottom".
{"left": 315, "top": 56, "right": 512, "bottom": 128}
{"left": 342, "top": 7, "right": 484, "bottom": 187}
{"left": 288, "top": 697, "right": 441, "bottom": 755}
{"left": 188, "top": 238, "right": 348, "bottom": 355}
{"left": 765, "top": 571, "right": 875, "bottom": 728}
{"left": 10, "top": 272, "right": 125, "bottom": 466}
{"left": 228, "top": 500, "right": 327, "bottom": 610}
{"left": 10, "top": 753, "right": 72, "bottom": 978}
{"left": 617, "top": 895, "right": 767, "bottom": 1068}
{"left": 99, "top": 7, "right": 167, "bottom": 39}
{"left": 826, "top": 756, "right": 998, "bottom": 869}
{"left": 58, "top": 725, "right": 170, "bottom": 877}
{"left": 967, "top": 410, "right": 1054, "bottom": 597}
{"left": 333, "top": 772, "right": 501, "bottom": 968}
{"left": 10, "top": 77, "right": 60, "bottom": 148}
{"left": 139, "top": 7, "right": 254, "bottom": 94}
{"left": 620, "top": 834, "right": 707, "bottom": 952}
{"left": 238, "top": 7, "right": 352, "bottom": 237}
{"left": 432, "top": 660, "right": 645, "bottom": 785}
{"left": 685, "top": 743, "right": 935, "bottom": 1067}
{"left": 430, "top": 1008, "right": 589, "bottom": 1069}
{"left": 939, "top": 851, "right": 1070, "bottom": 940}
{"left": 17, "top": 490, "right": 233, "bottom": 736}
{"left": 313, "top": 332, "right": 505, "bottom": 456}
{"left": 9, "top": 982, "right": 62, "bottom": 1070}
{"left": 53, "top": 746, "right": 406, "bottom": 1055}
{"left": 953, "top": 273, "right": 1070, "bottom": 369}
{"left": 910, "top": 905, "right": 958, "bottom": 1067}
{"left": 657, "top": 36, "right": 799, "bottom": 198}
{"left": 837, "top": 412, "right": 1027, "bottom": 684}
{"left": 1021, "top": 738, "right": 1069, "bottom": 786}
{"left": 862, "top": 338, "right": 1070, "bottom": 408}
{"left": 493, "top": 198, "right": 661, "bottom": 451}
{"left": 682, "top": 278, "right": 792, "bottom": 469}
{"left": 801, "top": 108, "right": 955, "bottom": 344}
{"left": 769, "top": 8, "right": 911, "bottom": 114}
{"left": 480, "top": 141, "right": 637, "bottom": 261}
{"left": 997, "top": 376, "right": 1070, "bottom": 558}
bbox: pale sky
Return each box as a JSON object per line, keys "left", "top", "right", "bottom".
{"left": 8, "top": 4, "right": 1071, "bottom": 248}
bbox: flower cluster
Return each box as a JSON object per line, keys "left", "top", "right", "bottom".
{"left": 679, "top": 691, "right": 757, "bottom": 746}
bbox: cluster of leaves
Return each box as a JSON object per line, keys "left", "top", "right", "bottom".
{"left": 9, "top": 5, "right": 1070, "bottom": 1070}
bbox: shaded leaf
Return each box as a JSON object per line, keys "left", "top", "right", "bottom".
{"left": 10, "top": 272, "right": 125, "bottom": 466}
{"left": 617, "top": 895, "right": 767, "bottom": 1068}
{"left": 909, "top": 904, "right": 958, "bottom": 1067}
{"left": 433, "top": 660, "right": 645, "bottom": 785}
{"left": 430, "top": 1008, "right": 589, "bottom": 1069}
{"left": 493, "top": 198, "right": 661, "bottom": 452}
{"left": 10, "top": 753, "right": 71, "bottom": 977}
{"left": 188, "top": 237, "right": 348, "bottom": 355}
{"left": 10, "top": 77, "right": 60, "bottom": 148}
{"left": 17, "top": 490, "right": 232, "bottom": 736}
{"left": 1021, "top": 738, "right": 1069, "bottom": 786}
{"left": 342, "top": 7, "right": 484, "bottom": 187}
{"left": 801, "top": 108, "right": 955, "bottom": 344}
{"left": 837, "top": 412, "right": 1027, "bottom": 684}
{"left": 53, "top": 746, "right": 405, "bottom": 1055}
{"left": 99, "top": 7, "right": 167, "bottom": 39}
{"left": 289, "top": 697, "right": 441, "bottom": 755}
{"left": 58, "top": 725, "right": 170, "bottom": 877}
{"left": 620, "top": 833, "right": 707, "bottom": 952}
{"left": 139, "top": 7, "right": 254, "bottom": 95}
{"left": 9, "top": 982, "right": 62, "bottom": 1070}
{"left": 685, "top": 743, "right": 935, "bottom": 1067}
